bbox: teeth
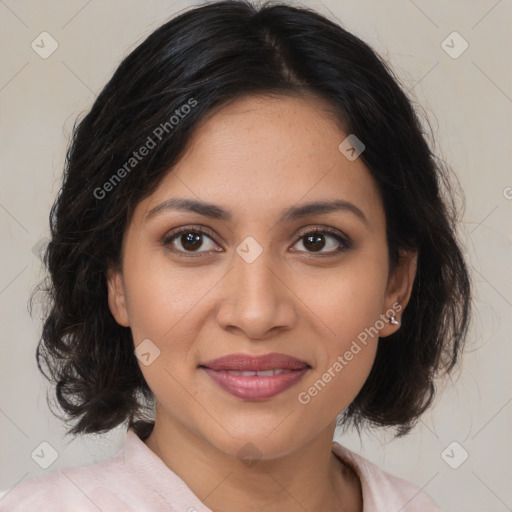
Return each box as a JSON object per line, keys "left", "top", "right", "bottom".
{"left": 226, "top": 369, "right": 291, "bottom": 376}
{"left": 256, "top": 370, "right": 275, "bottom": 377}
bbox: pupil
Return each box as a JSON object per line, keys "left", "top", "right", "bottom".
{"left": 182, "top": 232, "right": 202, "bottom": 251}
{"left": 304, "top": 233, "right": 325, "bottom": 251}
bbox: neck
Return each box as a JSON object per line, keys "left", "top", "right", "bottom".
{"left": 143, "top": 411, "right": 362, "bottom": 512}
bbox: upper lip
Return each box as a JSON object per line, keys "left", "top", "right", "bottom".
{"left": 200, "top": 353, "right": 310, "bottom": 371}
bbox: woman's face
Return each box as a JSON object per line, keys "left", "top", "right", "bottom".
{"left": 107, "top": 94, "right": 416, "bottom": 459}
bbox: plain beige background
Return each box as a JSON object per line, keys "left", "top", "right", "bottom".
{"left": 0, "top": 1, "right": 511, "bottom": 511}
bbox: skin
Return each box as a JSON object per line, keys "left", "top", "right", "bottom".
{"left": 107, "top": 94, "right": 417, "bottom": 512}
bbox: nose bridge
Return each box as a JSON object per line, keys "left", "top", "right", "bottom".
{"left": 216, "top": 241, "right": 296, "bottom": 338}
{"left": 234, "top": 243, "right": 281, "bottom": 308}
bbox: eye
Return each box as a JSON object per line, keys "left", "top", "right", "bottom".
{"left": 162, "top": 226, "right": 221, "bottom": 257}
{"left": 162, "top": 225, "right": 351, "bottom": 258}
{"left": 291, "top": 228, "right": 350, "bottom": 255}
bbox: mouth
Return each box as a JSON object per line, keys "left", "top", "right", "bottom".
{"left": 199, "top": 353, "right": 311, "bottom": 401}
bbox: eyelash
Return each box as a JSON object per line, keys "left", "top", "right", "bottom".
{"left": 161, "top": 224, "right": 351, "bottom": 259}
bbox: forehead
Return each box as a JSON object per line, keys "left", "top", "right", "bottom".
{"left": 137, "top": 94, "right": 384, "bottom": 229}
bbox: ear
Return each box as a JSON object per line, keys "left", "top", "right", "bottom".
{"left": 106, "top": 266, "right": 130, "bottom": 327}
{"left": 379, "top": 249, "right": 418, "bottom": 338}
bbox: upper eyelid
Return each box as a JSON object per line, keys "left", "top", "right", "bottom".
{"left": 295, "top": 226, "right": 347, "bottom": 239}
{"left": 163, "top": 225, "right": 218, "bottom": 243}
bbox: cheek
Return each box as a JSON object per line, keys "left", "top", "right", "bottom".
{"left": 121, "top": 254, "right": 220, "bottom": 396}
{"left": 296, "top": 343, "right": 377, "bottom": 430}
{"left": 305, "top": 255, "right": 388, "bottom": 349}
{"left": 122, "top": 252, "right": 219, "bottom": 343}
{"left": 294, "top": 254, "right": 386, "bottom": 412}
{"left": 297, "top": 277, "right": 382, "bottom": 419}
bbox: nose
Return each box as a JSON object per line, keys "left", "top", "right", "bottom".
{"left": 216, "top": 248, "right": 298, "bottom": 340}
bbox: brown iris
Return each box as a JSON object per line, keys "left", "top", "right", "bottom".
{"left": 303, "top": 233, "right": 325, "bottom": 252}
{"left": 181, "top": 232, "right": 203, "bottom": 251}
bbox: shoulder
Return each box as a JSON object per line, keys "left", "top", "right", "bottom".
{"left": 0, "top": 428, "right": 211, "bottom": 512}
{"left": 332, "top": 442, "right": 443, "bottom": 512}
{"left": 0, "top": 433, "right": 140, "bottom": 512}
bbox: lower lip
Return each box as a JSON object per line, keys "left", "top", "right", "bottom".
{"left": 202, "top": 368, "right": 309, "bottom": 400}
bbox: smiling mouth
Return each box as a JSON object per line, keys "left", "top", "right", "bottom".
{"left": 215, "top": 369, "right": 295, "bottom": 376}
{"left": 199, "top": 352, "right": 311, "bottom": 400}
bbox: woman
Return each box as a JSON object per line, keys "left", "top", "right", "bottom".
{"left": 0, "top": 1, "right": 471, "bottom": 510}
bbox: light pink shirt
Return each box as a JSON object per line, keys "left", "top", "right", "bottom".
{"left": 0, "top": 430, "right": 442, "bottom": 511}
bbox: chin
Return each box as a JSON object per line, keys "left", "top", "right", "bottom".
{"left": 196, "top": 412, "right": 317, "bottom": 462}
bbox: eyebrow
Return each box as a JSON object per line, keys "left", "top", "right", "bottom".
{"left": 145, "top": 197, "right": 369, "bottom": 226}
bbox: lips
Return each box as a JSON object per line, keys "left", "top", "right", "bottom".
{"left": 201, "top": 353, "right": 309, "bottom": 371}
{"left": 199, "top": 353, "right": 310, "bottom": 400}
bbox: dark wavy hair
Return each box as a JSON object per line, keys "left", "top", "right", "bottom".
{"left": 32, "top": 0, "right": 471, "bottom": 439}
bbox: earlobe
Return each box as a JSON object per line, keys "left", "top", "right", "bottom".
{"left": 380, "top": 249, "right": 418, "bottom": 337}
{"left": 106, "top": 267, "right": 130, "bottom": 327}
